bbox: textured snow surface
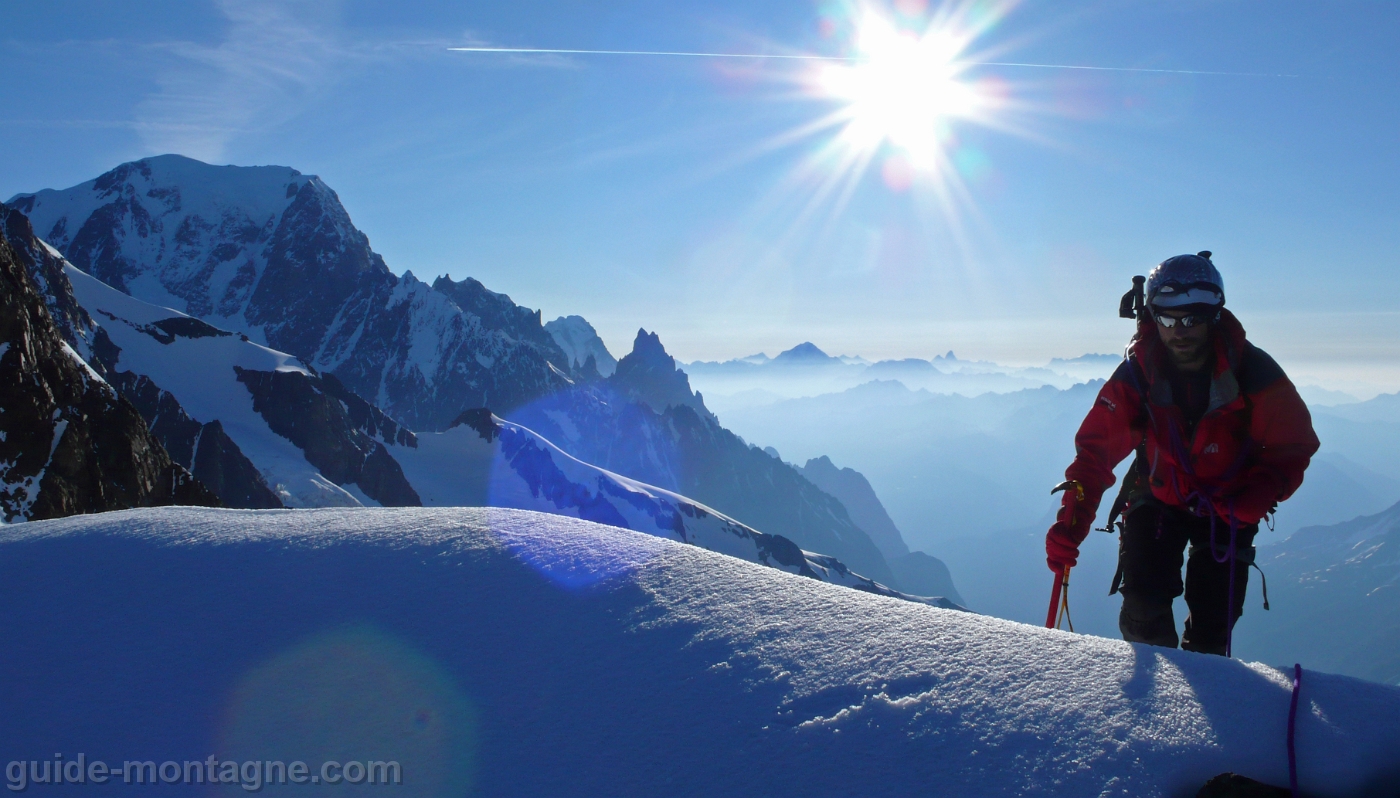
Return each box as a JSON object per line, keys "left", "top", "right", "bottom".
{"left": 3, "top": 508, "right": 1398, "bottom": 797}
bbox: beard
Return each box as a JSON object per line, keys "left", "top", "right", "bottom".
{"left": 1165, "top": 335, "right": 1210, "bottom": 368}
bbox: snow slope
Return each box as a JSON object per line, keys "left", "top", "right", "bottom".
{"left": 2, "top": 507, "right": 1397, "bottom": 797}
{"left": 394, "top": 411, "right": 928, "bottom": 600}
{"left": 62, "top": 263, "right": 354, "bottom": 508}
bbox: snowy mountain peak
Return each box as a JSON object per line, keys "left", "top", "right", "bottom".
{"left": 545, "top": 315, "right": 617, "bottom": 377}
{"left": 11, "top": 156, "right": 573, "bottom": 430}
{"left": 8, "top": 153, "right": 372, "bottom": 340}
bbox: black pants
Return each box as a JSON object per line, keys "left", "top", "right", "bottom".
{"left": 1116, "top": 502, "right": 1257, "bottom": 656}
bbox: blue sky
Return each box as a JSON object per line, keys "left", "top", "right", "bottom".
{"left": 3, "top": 1, "right": 1398, "bottom": 393}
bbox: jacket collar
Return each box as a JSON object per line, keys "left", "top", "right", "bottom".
{"left": 1129, "top": 308, "right": 1248, "bottom": 412}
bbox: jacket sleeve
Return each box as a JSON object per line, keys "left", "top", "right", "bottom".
{"left": 1063, "top": 362, "right": 1147, "bottom": 526}
{"left": 1230, "top": 367, "right": 1320, "bottom": 524}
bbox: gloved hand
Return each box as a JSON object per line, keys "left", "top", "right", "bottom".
{"left": 1225, "top": 475, "right": 1281, "bottom": 525}
{"left": 1046, "top": 524, "right": 1080, "bottom": 572}
{"left": 1046, "top": 480, "right": 1091, "bottom": 573}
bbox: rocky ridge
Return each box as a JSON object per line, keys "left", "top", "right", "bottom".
{"left": 0, "top": 203, "right": 217, "bottom": 521}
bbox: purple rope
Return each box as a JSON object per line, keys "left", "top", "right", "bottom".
{"left": 1288, "top": 663, "right": 1302, "bottom": 797}
{"left": 1207, "top": 501, "right": 1240, "bottom": 658}
{"left": 1166, "top": 415, "right": 1247, "bottom": 657}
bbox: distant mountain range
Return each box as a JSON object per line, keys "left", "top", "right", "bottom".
{"left": 686, "top": 342, "right": 1119, "bottom": 413}
{"left": 2, "top": 155, "right": 962, "bottom": 605}
{"left": 1234, "top": 498, "right": 1400, "bottom": 686}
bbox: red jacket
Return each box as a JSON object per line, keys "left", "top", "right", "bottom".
{"left": 1061, "top": 309, "right": 1318, "bottom": 540}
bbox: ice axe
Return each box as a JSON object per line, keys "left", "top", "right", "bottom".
{"left": 1045, "top": 480, "right": 1081, "bottom": 630}
{"left": 1045, "top": 564, "right": 1073, "bottom": 630}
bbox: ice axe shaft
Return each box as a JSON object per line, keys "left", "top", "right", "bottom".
{"left": 1045, "top": 564, "right": 1070, "bottom": 629}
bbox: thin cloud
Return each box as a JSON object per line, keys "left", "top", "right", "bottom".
{"left": 134, "top": 0, "right": 346, "bottom": 162}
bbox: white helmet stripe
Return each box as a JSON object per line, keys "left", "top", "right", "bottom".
{"left": 1150, "top": 286, "right": 1224, "bottom": 308}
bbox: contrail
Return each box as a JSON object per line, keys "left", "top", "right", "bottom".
{"left": 447, "top": 47, "right": 1295, "bottom": 78}
{"left": 449, "top": 47, "right": 860, "bottom": 61}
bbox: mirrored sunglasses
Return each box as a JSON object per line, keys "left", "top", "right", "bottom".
{"left": 1154, "top": 311, "right": 1215, "bottom": 329}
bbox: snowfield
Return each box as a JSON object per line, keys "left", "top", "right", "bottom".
{"left": 3, "top": 508, "right": 1398, "bottom": 797}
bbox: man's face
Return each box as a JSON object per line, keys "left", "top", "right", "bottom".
{"left": 1154, "top": 308, "right": 1213, "bottom": 369}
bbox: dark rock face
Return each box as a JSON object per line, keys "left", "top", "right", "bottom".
{"left": 0, "top": 205, "right": 217, "bottom": 522}
{"left": 1195, "top": 773, "right": 1289, "bottom": 797}
{"left": 319, "top": 372, "right": 417, "bottom": 449}
{"left": 510, "top": 332, "right": 898, "bottom": 587}
{"left": 611, "top": 329, "right": 715, "bottom": 420}
{"left": 189, "top": 420, "right": 281, "bottom": 510}
{"left": 3, "top": 201, "right": 279, "bottom": 511}
{"left": 234, "top": 367, "right": 421, "bottom": 507}
{"left": 11, "top": 155, "right": 573, "bottom": 432}
{"left": 109, "top": 372, "right": 282, "bottom": 510}
{"left": 247, "top": 180, "right": 393, "bottom": 359}
{"left": 0, "top": 205, "right": 95, "bottom": 351}
{"left": 453, "top": 408, "right": 500, "bottom": 442}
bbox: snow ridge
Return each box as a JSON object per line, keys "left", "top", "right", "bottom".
{"left": 3, "top": 506, "right": 1397, "bottom": 797}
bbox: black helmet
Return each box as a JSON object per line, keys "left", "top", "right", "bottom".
{"left": 1146, "top": 251, "right": 1224, "bottom": 310}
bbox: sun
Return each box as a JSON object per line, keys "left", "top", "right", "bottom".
{"left": 736, "top": 0, "right": 1020, "bottom": 250}
{"left": 817, "top": 12, "right": 983, "bottom": 169}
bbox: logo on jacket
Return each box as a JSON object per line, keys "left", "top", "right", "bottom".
{"left": 1203, "top": 443, "right": 1220, "bottom": 454}
{"left": 1098, "top": 396, "right": 1117, "bottom": 412}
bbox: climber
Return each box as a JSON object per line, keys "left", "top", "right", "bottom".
{"left": 1045, "top": 252, "right": 1318, "bottom": 655}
